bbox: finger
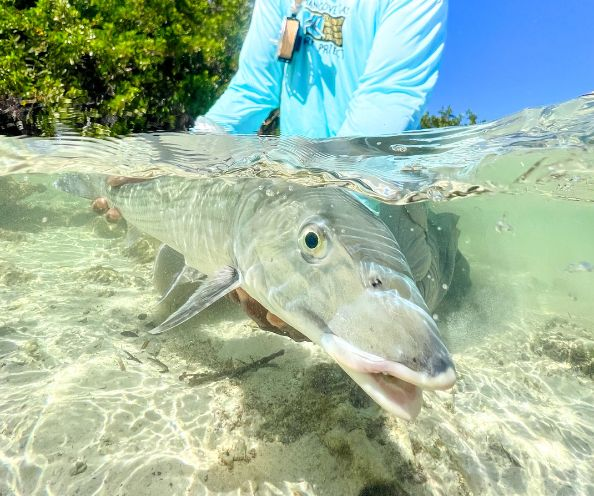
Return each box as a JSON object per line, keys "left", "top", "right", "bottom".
{"left": 91, "top": 197, "right": 109, "bottom": 214}
{"left": 235, "top": 287, "right": 250, "bottom": 302}
{"left": 105, "top": 207, "right": 122, "bottom": 223}
{"left": 107, "top": 176, "right": 153, "bottom": 188}
{"left": 265, "top": 312, "right": 287, "bottom": 329}
{"left": 264, "top": 313, "right": 310, "bottom": 342}
{"left": 226, "top": 289, "right": 240, "bottom": 304}
{"left": 236, "top": 289, "right": 272, "bottom": 329}
{"left": 107, "top": 176, "right": 129, "bottom": 187}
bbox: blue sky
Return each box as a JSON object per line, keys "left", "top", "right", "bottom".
{"left": 426, "top": 1, "right": 594, "bottom": 122}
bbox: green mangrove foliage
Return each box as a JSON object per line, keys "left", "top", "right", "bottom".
{"left": 0, "top": 1, "right": 477, "bottom": 135}
{"left": 420, "top": 106, "right": 479, "bottom": 129}
{"left": 257, "top": 104, "right": 480, "bottom": 136}
{"left": 0, "top": 0, "right": 248, "bottom": 135}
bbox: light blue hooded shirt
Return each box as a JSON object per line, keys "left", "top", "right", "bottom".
{"left": 206, "top": 0, "right": 447, "bottom": 138}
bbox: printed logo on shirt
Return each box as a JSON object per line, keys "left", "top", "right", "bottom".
{"left": 303, "top": 10, "right": 345, "bottom": 47}
{"left": 301, "top": 1, "right": 350, "bottom": 53}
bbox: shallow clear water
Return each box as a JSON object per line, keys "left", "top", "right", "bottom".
{"left": 0, "top": 97, "right": 593, "bottom": 495}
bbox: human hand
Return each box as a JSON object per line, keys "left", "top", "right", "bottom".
{"left": 228, "top": 288, "right": 309, "bottom": 342}
{"left": 91, "top": 176, "right": 151, "bottom": 222}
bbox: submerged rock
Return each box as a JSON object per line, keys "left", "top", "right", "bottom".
{"left": 0, "top": 176, "right": 45, "bottom": 206}
{"left": 90, "top": 216, "right": 127, "bottom": 239}
{"left": 80, "top": 265, "right": 126, "bottom": 285}
{"left": 218, "top": 439, "right": 255, "bottom": 469}
{"left": 532, "top": 317, "right": 594, "bottom": 377}
{"left": 0, "top": 228, "right": 28, "bottom": 243}
{"left": 0, "top": 261, "right": 34, "bottom": 286}
{"left": 121, "top": 235, "right": 157, "bottom": 264}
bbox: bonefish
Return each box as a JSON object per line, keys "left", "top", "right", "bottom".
{"left": 56, "top": 174, "right": 456, "bottom": 420}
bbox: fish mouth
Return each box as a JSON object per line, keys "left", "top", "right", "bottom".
{"left": 320, "top": 333, "right": 456, "bottom": 420}
{"left": 344, "top": 367, "right": 423, "bottom": 420}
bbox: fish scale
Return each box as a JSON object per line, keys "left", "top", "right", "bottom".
{"left": 108, "top": 177, "right": 239, "bottom": 275}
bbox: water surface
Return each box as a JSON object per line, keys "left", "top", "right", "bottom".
{"left": 0, "top": 97, "right": 593, "bottom": 495}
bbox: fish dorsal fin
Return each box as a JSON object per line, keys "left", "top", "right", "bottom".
{"left": 148, "top": 266, "right": 240, "bottom": 335}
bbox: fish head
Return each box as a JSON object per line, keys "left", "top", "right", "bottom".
{"left": 240, "top": 185, "right": 456, "bottom": 420}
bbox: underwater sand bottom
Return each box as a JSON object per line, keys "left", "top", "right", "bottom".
{"left": 0, "top": 199, "right": 593, "bottom": 495}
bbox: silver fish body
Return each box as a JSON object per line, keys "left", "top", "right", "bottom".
{"left": 56, "top": 174, "right": 456, "bottom": 419}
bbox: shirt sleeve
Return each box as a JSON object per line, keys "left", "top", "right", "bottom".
{"left": 205, "top": 0, "right": 286, "bottom": 134}
{"left": 337, "top": 0, "right": 448, "bottom": 137}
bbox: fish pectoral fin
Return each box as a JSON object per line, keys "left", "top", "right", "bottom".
{"left": 153, "top": 244, "right": 207, "bottom": 303}
{"left": 156, "top": 264, "right": 208, "bottom": 305}
{"left": 148, "top": 266, "right": 240, "bottom": 335}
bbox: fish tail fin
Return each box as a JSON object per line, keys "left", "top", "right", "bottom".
{"left": 53, "top": 173, "right": 108, "bottom": 200}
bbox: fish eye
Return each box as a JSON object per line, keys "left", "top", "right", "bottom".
{"left": 304, "top": 231, "right": 319, "bottom": 249}
{"left": 298, "top": 222, "right": 329, "bottom": 262}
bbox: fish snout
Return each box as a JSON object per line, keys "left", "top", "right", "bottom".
{"left": 417, "top": 332, "right": 456, "bottom": 390}
{"left": 324, "top": 285, "right": 456, "bottom": 391}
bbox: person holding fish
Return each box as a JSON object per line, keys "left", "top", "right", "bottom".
{"left": 199, "top": 0, "right": 458, "bottom": 331}
{"left": 202, "top": 0, "right": 447, "bottom": 138}
{"left": 95, "top": 0, "right": 465, "bottom": 338}
{"left": 81, "top": 0, "right": 464, "bottom": 419}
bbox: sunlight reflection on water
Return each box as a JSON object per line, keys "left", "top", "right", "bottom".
{"left": 0, "top": 96, "right": 593, "bottom": 495}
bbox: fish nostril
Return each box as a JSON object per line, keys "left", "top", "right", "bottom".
{"left": 371, "top": 277, "right": 382, "bottom": 288}
{"left": 431, "top": 355, "right": 451, "bottom": 375}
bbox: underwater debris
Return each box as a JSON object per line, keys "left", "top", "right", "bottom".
{"left": 123, "top": 349, "right": 142, "bottom": 364}
{"left": 488, "top": 441, "right": 523, "bottom": 468}
{"left": 514, "top": 158, "right": 546, "bottom": 183}
{"left": 120, "top": 330, "right": 139, "bottom": 338}
{"left": 401, "top": 180, "right": 490, "bottom": 204}
{"left": 69, "top": 460, "right": 87, "bottom": 476}
{"left": 218, "top": 439, "right": 255, "bottom": 469}
{"left": 146, "top": 356, "right": 169, "bottom": 373}
{"left": 180, "top": 349, "right": 285, "bottom": 386}
{"left": 495, "top": 214, "right": 513, "bottom": 233}
{"left": 564, "top": 261, "right": 593, "bottom": 273}
{"left": 116, "top": 356, "right": 126, "bottom": 371}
